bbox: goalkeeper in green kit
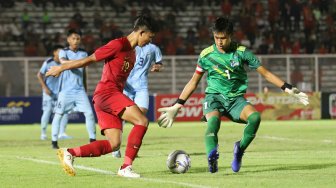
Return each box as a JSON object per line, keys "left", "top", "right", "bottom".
{"left": 157, "top": 17, "right": 309, "bottom": 173}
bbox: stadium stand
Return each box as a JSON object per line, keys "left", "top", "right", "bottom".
{"left": 0, "top": 0, "right": 335, "bottom": 96}
{"left": 0, "top": 0, "right": 335, "bottom": 56}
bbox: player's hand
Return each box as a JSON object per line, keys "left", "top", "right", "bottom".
{"left": 285, "top": 87, "right": 309, "bottom": 105}
{"left": 157, "top": 103, "right": 183, "bottom": 128}
{"left": 150, "top": 64, "right": 162, "bottom": 72}
{"left": 46, "top": 66, "right": 63, "bottom": 77}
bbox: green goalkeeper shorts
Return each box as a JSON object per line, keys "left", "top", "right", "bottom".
{"left": 203, "top": 93, "right": 250, "bottom": 123}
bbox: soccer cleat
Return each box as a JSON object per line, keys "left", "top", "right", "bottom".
{"left": 207, "top": 148, "right": 219, "bottom": 173}
{"left": 58, "top": 133, "right": 73, "bottom": 140}
{"left": 57, "top": 148, "right": 76, "bottom": 176}
{"left": 111, "top": 150, "right": 121, "bottom": 158}
{"left": 231, "top": 141, "right": 244, "bottom": 172}
{"left": 117, "top": 165, "right": 140, "bottom": 178}
{"left": 40, "top": 133, "right": 47, "bottom": 140}
{"left": 52, "top": 141, "right": 59, "bottom": 149}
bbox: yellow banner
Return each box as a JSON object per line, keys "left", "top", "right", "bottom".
{"left": 245, "top": 92, "right": 320, "bottom": 120}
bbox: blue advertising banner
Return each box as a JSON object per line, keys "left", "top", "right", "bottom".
{"left": 0, "top": 96, "right": 42, "bottom": 124}
{"left": 147, "top": 95, "right": 155, "bottom": 122}
{"left": 0, "top": 95, "right": 156, "bottom": 125}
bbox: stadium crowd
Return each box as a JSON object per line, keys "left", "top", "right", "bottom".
{"left": 0, "top": 0, "right": 335, "bottom": 56}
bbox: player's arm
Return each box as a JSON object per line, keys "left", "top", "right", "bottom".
{"left": 158, "top": 70, "right": 204, "bottom": 128}
{"left": 178, "top": 72, "right": 204, "bottom": 102}
{"left": 46, "top": 54, "right": 97, "bottom": 77}
{"left": 256, "top": 66, "right": 285, "bottom": 88}
{"left": 36, "top": 71, "right": 51, "bottom": 95}
{"left": 151, "top": 45, "right": 163, "bottom": 72}
{"left": 257, "top": 66, "right": 309, "bottom": 105}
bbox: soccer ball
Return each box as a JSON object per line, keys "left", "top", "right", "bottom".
{"left": 166, "top": 150, "right": 191, "bottom": 174}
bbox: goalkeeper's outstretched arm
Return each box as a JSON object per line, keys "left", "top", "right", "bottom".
{"left": 257, "top": 66, "right": 309, "bottom": 105}
{"left": 178, "top": 72, "right": 204, "bottom": 102}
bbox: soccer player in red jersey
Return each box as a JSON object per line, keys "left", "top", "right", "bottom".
{"left": 46, "top": 15, "right": 158, "bottom": 178}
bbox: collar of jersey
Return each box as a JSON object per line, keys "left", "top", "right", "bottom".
{"left": 213, "top": 44, "right": 227, "bottom": 54}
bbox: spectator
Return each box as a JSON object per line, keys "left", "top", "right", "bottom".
{"left": 41, "top": 10, "right": 51, "bottom": 33}
{"left": 72, "top": 9, "right": 86, "bottom": 28}
{"left": 221, "top": 0, "right": 232, "bottom": 16}
{"left": 82, "top": 30, "right": 97, "bottom": 55}
{"left": 93, "top": 12, "right": 104, "bottom": 31}
{"left": 185, "top": 26, "right": 197, "bottom": 45}
{"left": 318, "top": 43, "right": 328, "bottom": 54}
{"left": 280, "top": 1, "right": 291, "bottom": 31}
{"left": 290, "top": 64, "right": 303, "bottom": 86}
{"left": 291, "top": 40, "right": 301, "bottom": 54}
{"left": 24, "top": 41, "right": 38, "bottom": 56}
{"left": 290, "top": 0, "right": 302, "bottom": 31}
{"left": 21, "top": 8, "right": 31, "bottom": 31}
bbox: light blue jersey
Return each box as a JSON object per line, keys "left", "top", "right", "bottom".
{"left": 52, "top": 47, "right": 96, "bottom": 142}
{"left": 58, "top": 47, "right": 87, "bottom": 92}
{"left": 39, "top": 57, "right": 68, "bottom": 140}
{"left": 124, "top": 43, "right": 162, "bottom": 109}
{"left": 39, "top": 57, "right": 61, "bottom": 97}
{"left": 125, "top": 43, "right": 162, "bottom": 90}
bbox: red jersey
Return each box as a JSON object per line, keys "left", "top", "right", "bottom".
{"left": 93, "top": 37, "right": 136, "bottom": 95}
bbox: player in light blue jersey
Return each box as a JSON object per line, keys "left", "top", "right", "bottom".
{"left": 112, "top": 42, "right": 163, "bottom": 157}
{"left": 37, "top": 45, "right": 69, "bottom": 141}
{"left": 51, "top": 29, "right": 96, "bottom": 149}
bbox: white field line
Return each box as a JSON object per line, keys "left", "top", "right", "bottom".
{"left": 16, "top": 156, "right": 214, "bottom": 188}
{"left": 259, "top": 135, "right": 334, "bottom": 143}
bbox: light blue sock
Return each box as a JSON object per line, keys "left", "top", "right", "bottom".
{"left": 84, "top": 112, "right": 96, "bottom": 139}
{"left": 51, "top": 113, "right": 62, "bottom": 141}
{"left": 41, "top": 109, "right": 52, "bottom": 135}
{"left": 58, "top": 113, "right": 69, "bottom": 135}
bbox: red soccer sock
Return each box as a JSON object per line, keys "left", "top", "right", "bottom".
{"left": 68, "top": 140, "right": 112, "bottom": 157}
{"left": 122, "top": 125, "right": 147, "bottom": 169}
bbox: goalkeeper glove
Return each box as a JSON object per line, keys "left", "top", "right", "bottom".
{"left": 281, "top": 82, "right": 309, "bottom": 106}
{"left": 157, "top": 102, "right": 183, "bottom": 128}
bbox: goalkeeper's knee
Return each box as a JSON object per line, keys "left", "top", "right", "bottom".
{"left": 247, "top": 112, "right": 261, "bottom": 134}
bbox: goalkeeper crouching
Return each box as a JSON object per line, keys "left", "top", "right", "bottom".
{"left": 157, "top": 17, "right": 309, "bottom": 173}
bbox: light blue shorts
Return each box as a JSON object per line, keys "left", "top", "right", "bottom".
{"left": 123, "top": 88, "right": 149, "bottom": 110}
{"left": 54, "top": 90, "right": 93, "bottom": 115}
{"left": 42, "top": 92, "right": 57, "bottom": 112}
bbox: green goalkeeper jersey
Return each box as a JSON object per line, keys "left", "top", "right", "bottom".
{"left": 197, "top": 42, "right": 261, "bottom": 99}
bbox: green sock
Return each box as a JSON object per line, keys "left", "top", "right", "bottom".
{"left": 205, "top": 116, "right": 220, "bottom": 155}
{"left": 240, "top": 112, "right": 261, "bottom": 151}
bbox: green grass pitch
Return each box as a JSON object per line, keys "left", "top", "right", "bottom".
{"left": 0, "top": 120, "right": 335, "bottom": 188}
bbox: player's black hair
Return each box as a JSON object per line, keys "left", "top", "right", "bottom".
{"left": 67, "top": 29, "right": 82, "bottom": 36}
{"left": 211, "top": 17, "right": 234, "bottom": 35}
{"left": 133, "top": 14, "right": 159, "bottom": 33}
{"left": 51, "top": 45, "right": 64, "bottom": 52}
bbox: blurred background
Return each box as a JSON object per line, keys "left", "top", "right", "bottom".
{"left": 0, "top": 0, "right": 335, "bottom": 123}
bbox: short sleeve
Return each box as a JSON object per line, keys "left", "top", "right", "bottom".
{"left": 196, "top": 56, "right": 205, "bottom": 74}
{"left": 58, "top": 49, "right": 67, "bottom": 60}
{"left": 94, "top": 40, "right": 122, "bottom": 62}
{"left": 153, "top": 45, "right": 162, "bottom": 64}
{"left": 39, "top": 60, "right": 48, "bottom": 74}
{"left": 242, "top": 50, "right": 261, "bottom": 70}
